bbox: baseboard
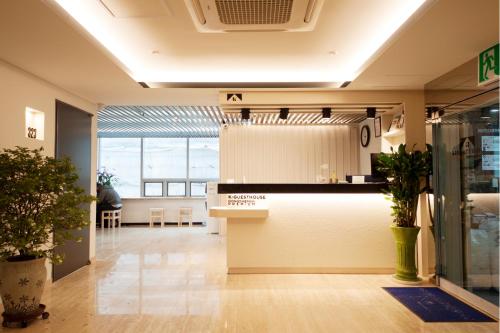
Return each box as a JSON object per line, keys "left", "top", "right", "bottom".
{"left": 227, "top": 267, "right": 395, "bottom": 274}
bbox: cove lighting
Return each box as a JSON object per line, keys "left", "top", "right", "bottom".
{"left": 52, "top": 0, "right": 428, "bottom": 85}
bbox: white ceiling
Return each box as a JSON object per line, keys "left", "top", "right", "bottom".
{"left": 351, "top": 0, "right": 499, "bottom": 89}
{"left": 0, "top": 0, "right": 498, "bottom": 105}
{"left": 50, "top": 0, "right": 429, "bottom": 84}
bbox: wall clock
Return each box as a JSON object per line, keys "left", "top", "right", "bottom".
{"left": 360, "top": 125, "right": 370, "bottom": 147}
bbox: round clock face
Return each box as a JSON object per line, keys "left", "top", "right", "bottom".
{"left": 361, "top": 125, "right": 370, "bottom": 147}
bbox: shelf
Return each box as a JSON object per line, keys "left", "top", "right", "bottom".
{"left": 383, "top": 128, "right": 405, "bottom": 138}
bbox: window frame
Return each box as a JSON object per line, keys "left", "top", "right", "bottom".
{"left": 189, "top": 181, "right": 208, "bottom": 197}
{"left": 166, "top": 181, "right": 187, "bottom": 197}
{"left": 143, "top": 181, "right": 164, "bottom": 197}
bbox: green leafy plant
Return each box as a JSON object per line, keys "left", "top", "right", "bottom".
{"left": 0, "top": 147, "right": 95, "bottom": 263}
{"left": 97, "top": 169, "right": 117, "bottom": 187}
{"left": 377, "top": 144, "right": 432, "bottom": 228}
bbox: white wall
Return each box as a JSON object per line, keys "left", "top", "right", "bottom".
{"left": 0, "top": 60, "right": 98, "bottom": 278}
{"left": 220, "top": 125, "right": 359, "bottom": 183}
{"left": 121, "top": 198, "right": 207, "bottom": 224}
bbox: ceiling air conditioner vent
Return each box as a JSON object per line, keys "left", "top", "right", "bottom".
{"left": 185, "top": 0, "right": 323, "bottom": 32}
{"left": 215, "top": 0, "right": 293, "bottom": 25}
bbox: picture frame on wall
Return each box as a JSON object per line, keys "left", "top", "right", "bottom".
{"left": 388, "top": 115, "right": 400, "bottom": 132}
{"left": 374, "top": 116, "right": 381, "bottom": 137}
{"left": 397, "top": 113, "right": 405, "bottom": 129}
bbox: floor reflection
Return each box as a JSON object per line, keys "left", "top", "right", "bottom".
{"left": 95, "top": 228, "right": 223, "bottom": 316}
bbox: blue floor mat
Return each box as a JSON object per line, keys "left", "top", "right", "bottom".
{"left": 383, "top": 287, "right": 496, "bottom": 322}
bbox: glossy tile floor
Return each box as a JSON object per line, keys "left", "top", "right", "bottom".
{"left": 1, "top": 227, "right": 498, "bottom": 332}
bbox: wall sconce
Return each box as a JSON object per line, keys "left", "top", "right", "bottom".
{"left": 25, "top": 107, "right": 45, "bottom": 140}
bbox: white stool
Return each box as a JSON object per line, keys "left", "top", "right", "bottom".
{"left": 149, "top": 208, "right": 165, "bottom": 228}
{"left": 101, "top": 209, "right": 121, "bottom": 230}
{"left": 178, "top": 207, "right": 193, "bottom": 227}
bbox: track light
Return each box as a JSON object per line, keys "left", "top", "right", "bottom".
{"left": 426, "top": 107, "right": 432, "bottom": 119}
{"left": 279, "top": 108, "right": 289, "bottom": 120}
{"left": 322, "top": 107, "right": 331, "bottom": 118}
{"left": 481, "top": 107, "right": 491, "bottom": 119}
{"left": 366, "top": 107, "right": 376, "bottom": 119}
{"left": 241, "top": 108, "right": 250, "bottom": 121}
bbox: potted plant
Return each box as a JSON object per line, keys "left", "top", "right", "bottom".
{"left": 0, "top": 147, "right": 94, "bottom": 327}
{"left": 97, "top": 169, "right": 118, "bottom": 187}
{"left": 96, "top": 169, "right": 121, "bottom": 228}
{"left": 377, "top": 144, "right": 432, "bottom": 282}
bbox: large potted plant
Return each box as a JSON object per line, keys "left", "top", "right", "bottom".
{"left": 377, "top": 144, "right": 432, "bottom": 282}
{"left": 0, "top": 147, "right": 94, "bottom": 327}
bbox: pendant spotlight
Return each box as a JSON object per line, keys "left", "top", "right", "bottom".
{"left": 426, "top": 107, "right": 444, "bottom": 120}
{"left": 279, "top": 108, "right": 289, "bottom": 120}
{"left": 480, "top": 107, "right": 491, "bottom": 119}
{"left": 322, "top": 107, "right": 332, "bottom": 118}
{"left": 241, "top": 108, "right": 250, "bottom": 121}
{"left": 366, "top": 107, "right": 376, "bottom": 119}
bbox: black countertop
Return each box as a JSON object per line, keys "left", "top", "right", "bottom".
{"left": 217, "top": 183, "right": 388, "bottom": 194}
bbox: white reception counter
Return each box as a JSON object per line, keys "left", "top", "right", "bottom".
{"left": 210, "top": 183, "right": 395, "bottom": 274}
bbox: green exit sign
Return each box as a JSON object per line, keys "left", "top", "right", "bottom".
{"left": 478, "top": 43, "right": 499, "bottom": 86}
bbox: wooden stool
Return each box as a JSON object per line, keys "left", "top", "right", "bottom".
{"left": 178, "top": 207, "right": 192, "bottom": 227}
{"left": 101, "top": 209, "right": 121, "bottom": 230}
{"left": 149, "top": 208, "right": 165, "bottom": 228}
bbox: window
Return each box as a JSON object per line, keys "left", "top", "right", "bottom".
{"left": 190, "top": 182, "right": 206, "bottom": 197}
{"left": 144, "top": 182, "right": 163, "bottom": 197}
{"left": 143, "top": 138, "right": 187, "bottom": 178}
{"left": 99, "top": 138, "right": 141, "bottom": 197}
{"left": 98, "top": 137, "right": 219, "bottom": 198}
{"left": 189, "top": 138, "right": 219, "bottom": 179}
{"left": 167, "top": 182, "right": 186, "bottom": 196}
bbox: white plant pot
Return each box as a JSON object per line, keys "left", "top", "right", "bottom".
{"left": 0, "top": 257, "right": 47, "bottom": 317}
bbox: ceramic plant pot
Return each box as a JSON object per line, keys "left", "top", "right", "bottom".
{"left": 390, "top": 225, "right": 421, "bottom": 282}
{"left": 0, "top": 257, "right": 47, "bottom": 317}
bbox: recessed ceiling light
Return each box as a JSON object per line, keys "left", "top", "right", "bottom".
{"left": 490, "top": 108, "right": 499, "bottom": 112}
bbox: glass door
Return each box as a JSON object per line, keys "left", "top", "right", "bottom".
{"left": 434, "top": 102, "right": 499, "bottom": 306}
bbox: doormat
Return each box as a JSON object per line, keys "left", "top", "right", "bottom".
{"left": 383, "top": 287, "right": 496, "bottom": 322}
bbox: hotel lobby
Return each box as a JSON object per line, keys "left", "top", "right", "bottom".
{"left": 0, "top": 0, "right": 499, "bottom": 332}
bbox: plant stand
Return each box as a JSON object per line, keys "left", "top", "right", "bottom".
{"left": 2, "top": 304, "right": 49, "bottom": 328}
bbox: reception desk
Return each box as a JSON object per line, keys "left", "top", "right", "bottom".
{"left": 210, "top": 183, "right": 395, "bottom": 274}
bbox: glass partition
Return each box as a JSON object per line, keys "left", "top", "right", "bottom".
{"left": 434, "top": 102, "right": 499, "bottom": 306}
